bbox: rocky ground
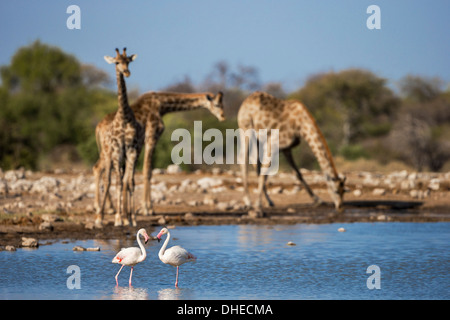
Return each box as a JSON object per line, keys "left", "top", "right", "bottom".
{"left": 1, "top": 165, "right": 449, "bottom": 249}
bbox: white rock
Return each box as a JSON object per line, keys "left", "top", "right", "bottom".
{"left": 409, "top": 190, "right": 419, "bottom": 199}
{"left": 157, "top": 216, "right": 167, "bottom": 225}
{"left": 187, "top": 200, "right": 199, "bottom": 206}
{"left": 363, "top": 174, "right": 379, "bottom": 187}
{"left": 31, "top": 176, "right": 60, "bottom": 193}
{"left": 152, "top": 168, "right": 164, "bottom": 175}
{"left": 39, "top": 221, "right": 53, "bottom": 231}
{"left": 152, "top": 181, "right": 167, "bottom": 192}
{"left": 197, "top": 177, "right": 223, "bottom": 189}
{"left": 216, "top": 202, "right": 232, "bottom": 211}
{"left": 42, "top": 214, "right": 62, "bottom": 222}
{"left": 10, "top": 179, "right": 33, "bottom": 192}
{"left": 22, "top": 237, "right": 39, "bottom": 247}
{"left": 428, "top": 178, "right": 440, "bottom": 191}
{"left": 5, "top": 170, "right": 25, "bottom": 182}
{"left": 166, "top": 164, "right": 182, "bottom": 174}
{"left": 400, "top": 179, "right": 415, "bottom": 190}
{"left": 152, "top": 191, "right": 166, "bottom": 203}
{"left": 203, "top": 195, "right": 218, "bottom": 206}
{"left": 269, "top": 186, "right": 283, "bottom": 194}
{"left": 372, "top": 188, "right": 386, "bottom": 196}
{"left": 211, "top": 186, "right": 227, "bottom": 193}
{"left": 184, "top": 212, "right": 195, "bottom": 220}
{"left": 0, "top": 179, "right": 8, "bottom": 194}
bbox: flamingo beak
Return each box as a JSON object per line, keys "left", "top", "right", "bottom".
{"left": 156, "top": 232, "right": 162, "bottom": 243}
{"left": 144, "top": 234, "right": 150, "bottom": 244}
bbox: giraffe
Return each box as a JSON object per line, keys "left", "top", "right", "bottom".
{"left": 94, "top": 91, "right": 225, "bottom": 216}
{"left": 93, "top": 48, "right": 143, "bottom": 227}
{"left": 237, "top": 91, "right": 346, "bottom": 217}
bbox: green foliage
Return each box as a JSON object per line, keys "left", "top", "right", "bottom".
{"left": 0, "top": 41, "right": 113, "bottom": 169}
{"left": 339, "top": 144, "right": 369, "bottom": 161}
{"left": 290, "top": 69, "right": 400, "bottom": 146}
{"left": 1, "top": 40, "right": 81, "bottom": 93}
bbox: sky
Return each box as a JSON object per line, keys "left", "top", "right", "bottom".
{"left": 0, "top": 0, "right": 449, "bottom": 93}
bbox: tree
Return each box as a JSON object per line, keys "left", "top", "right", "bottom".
{"left": 1, "top": 40, "right": 82, "bottom": 94}
{"left": 389, "top": 75, "right": 450, "bottom": 171}
{"left": 290, "top": 69, "right": 399, "bottom": 148}
{"left": 0, "top": 40, "right": 113, "bottom": 169}
{"left": 399, "top": 75, "right": 444, "bottom": 103}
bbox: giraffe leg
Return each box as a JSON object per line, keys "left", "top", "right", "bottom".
{"left": 249, "top": 172, "right": 268, "bottom": 218}
{"left": 122, "top": 173, "right": 131, "bottom": 226}
{"left": 130, "top": 167, "right": 136, "bottom": 227}
{"left": 114, "top": 163, "right": 124, "bottom": 227}
{"left": 93, "top": 160, "right": 103, "bottom": 216}
{"left": 256, "top": 156, "right": 274, "bottom": 207}
{"left": 123, "top": 149, "right": 137, "bottom": 227}
{"left": 142, "top": 145, "right": 154, "bottom": 216}
{"left": 239, "top": 129, "right": 251, "bottom": 207}
{"left": 100, "top": 166, "right": 115, "bottom": 215}
{"left": 122, "top": 166, "right": 131, "bottom": 226}
{"left": 142, "top": 124, "right": 160, "bottom": 216}
{"left": 282, "top": 149, "right": 323, "bottom": 206}
{"left": 104, "top": 184, "right": 116, "bottom": 214}
{"left": 96, "top": 161, "right": 112, "bottom": 228}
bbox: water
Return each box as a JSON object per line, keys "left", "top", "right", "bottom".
{"left": 0, "top": 222, "right": 449, "bottom": 299}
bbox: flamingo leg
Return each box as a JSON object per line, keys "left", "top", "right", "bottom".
{"left": 115, "top": 264, "right": 125, "bottom": 286}
{"left": 129, "top": 266, "right": 134, "bottom": 286}
{"left": 175, "top": 266, "right": 179, "bottom": 288}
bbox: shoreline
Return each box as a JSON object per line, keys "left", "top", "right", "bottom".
{"left": 1, "top": 168, "right": 449, "bottom": 248}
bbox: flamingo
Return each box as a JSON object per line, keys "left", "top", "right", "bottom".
{"left": 156, "top": 227, "right": 197, "bottom": 288}
{"left": 112, "top": 228, "right": 150, "bottom": 286}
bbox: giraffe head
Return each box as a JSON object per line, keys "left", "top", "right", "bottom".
{"left": 104, "top": 47, "right": 137, "bottom": 77}
{"left": 205, "top": 91, "right": 225, "bottom": 122}
{"left": 327, "top": 174, "right": 346, "bottom": 212}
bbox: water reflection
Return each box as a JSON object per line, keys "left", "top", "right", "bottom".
{"left": 111, "top": 286, "right": 149, "bottom": 300}
{"left": 157, "top": 287, "right": 195, "bottom": 300}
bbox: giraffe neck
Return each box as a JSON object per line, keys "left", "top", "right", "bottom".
{"left": 114, "top": 70, "right": 133, "bottom": 125}
{"left": 298, "top": 105, "right": 339, "bottom": 181}
{"left": 156, "top": 93, "right": 211, "bottom": 115}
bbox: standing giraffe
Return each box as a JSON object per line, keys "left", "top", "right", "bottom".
{"left": 237, "top": 91, "right": 345, "bottom": 217}
{"left": 94, "top": 91, "right": 225, "bottom": 216}
{"left": 93, "top": 48, "right": 143, "bottom": 227}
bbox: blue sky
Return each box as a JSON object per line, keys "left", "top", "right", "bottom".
{"left": 1, "top": 0, "right": 449, "bottom": 93}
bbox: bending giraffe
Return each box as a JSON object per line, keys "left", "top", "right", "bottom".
{"left": 237, "top": 91, "right": 346, "bottom": 217}
{"left": 93, "top": 48, "right": 143, "bottom": 227}
{"left": 94, "top": 91, "right": 225, "bottom": 216}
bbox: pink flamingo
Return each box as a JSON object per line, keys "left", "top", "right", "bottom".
{"left": 156, "top": 227, "right": 197, "bottom": 288}
{"left": 112, "top": 228, "right": 150, "bottom": 286}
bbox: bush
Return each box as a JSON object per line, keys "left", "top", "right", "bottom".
{"left": 339, "top": 144, "right": 369, "bottom": 161}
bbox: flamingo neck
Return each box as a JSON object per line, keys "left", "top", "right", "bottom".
{"left": 137, "top": 232, "right": 147, "bottom": 262}
{"left": 158, "top": 231, "right": 171, "bottom": 261}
